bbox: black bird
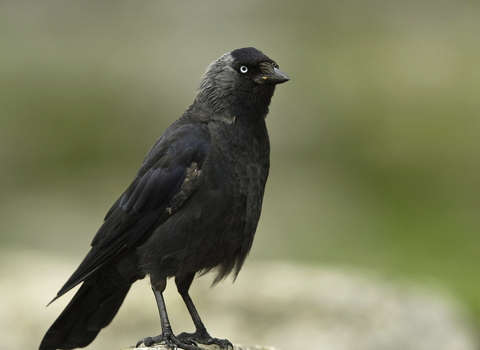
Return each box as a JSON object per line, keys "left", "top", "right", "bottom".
{"left": 40, "top": 47, "right": 289, "bottom": 350}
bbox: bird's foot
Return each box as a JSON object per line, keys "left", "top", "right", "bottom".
{"left": 177, "top": 330, "right": 233, "bottom": 350}
{"left": 136, "top": 332, "right": 198, "bottom": 350}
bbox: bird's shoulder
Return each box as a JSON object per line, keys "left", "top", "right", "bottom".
{"left": 138, "top": 115, "right": 210, "bottom": 173}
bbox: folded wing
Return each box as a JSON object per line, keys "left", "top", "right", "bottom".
{"left": 51, "top": 122, "right": 211, "bottom": 301}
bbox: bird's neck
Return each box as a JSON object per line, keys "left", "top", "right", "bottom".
{"left": 193, "top": 89, "right": 274, "bottom": 125}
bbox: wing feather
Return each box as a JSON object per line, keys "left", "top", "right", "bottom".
{"left": 53, "top": 123, "right": 210, "bottom": 300}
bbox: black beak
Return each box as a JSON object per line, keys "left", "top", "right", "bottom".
{"left": 255, "top": 64, "right": 290, "bottom": 85}
{"left": 270, "top": 67, "right": 290, "bottom": 84}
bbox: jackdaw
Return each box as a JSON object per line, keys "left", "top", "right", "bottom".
{"left": 39, "top": 47, "right": 289, "bottom": 350}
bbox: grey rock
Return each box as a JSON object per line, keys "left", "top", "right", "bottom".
{"left": 122, "top": 345, "right": 279, "bottom": 350}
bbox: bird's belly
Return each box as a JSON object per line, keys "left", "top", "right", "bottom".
{"left": 137, "top": 186, "right": 250, "bottom": 280}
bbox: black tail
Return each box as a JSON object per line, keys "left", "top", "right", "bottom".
{"left": 39, "top": 276, "right": 132, "bottom": 350}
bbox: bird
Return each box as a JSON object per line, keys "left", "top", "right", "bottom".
{"left": 39, "top": 47, "right": 289, "bottom": 350}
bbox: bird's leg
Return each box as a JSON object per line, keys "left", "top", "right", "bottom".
{"left": 175, "top": 274, "right": 233, "bottom": 350}
{"left": 136, "top": 280, "right": 198, "bottom": 350}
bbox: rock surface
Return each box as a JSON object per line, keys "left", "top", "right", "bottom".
{"left": 0, "top": 249, "right": 478, "bottom": 350}
{"left": 122, "top": 345, "right": 278, "bottom": 350}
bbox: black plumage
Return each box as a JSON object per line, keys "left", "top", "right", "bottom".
{"left": 39, "top": 47, "right": 289, "bottom": 350}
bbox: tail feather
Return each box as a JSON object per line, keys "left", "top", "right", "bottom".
{"left": 39, "top": 280, "right": 131, "bottom": 350}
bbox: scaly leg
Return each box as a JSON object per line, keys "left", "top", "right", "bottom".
{"left": 175, "top": 274, "right": 232, "bottom": 350}
{"left": 136, "top": 280, "right": 198, "bottom": 350}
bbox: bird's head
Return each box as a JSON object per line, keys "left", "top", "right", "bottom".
{"left": 196, "top": 47, "right": 289, "bottom": 120}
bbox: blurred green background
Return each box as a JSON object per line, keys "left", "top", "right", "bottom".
{"left": 2, "top": 0, "right": 480, "bottom": 335}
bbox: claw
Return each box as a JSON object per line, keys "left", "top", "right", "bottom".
{"left": 176, "top": 331, "right": 232, "bottom": 350}
{"left": 207, "top": 338, "right": 233, "bottom": 350}
{"left": 136, "top": 334, "right": 164, "bottom": 348}
{"left": 136, "top": 333, "right": 200, "bottom": 350}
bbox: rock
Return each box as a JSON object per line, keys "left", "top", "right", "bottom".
{"left": 0, "top": 249, "right": 478, "bottom": 350}
{"left": 121, "top": 345, "right": 279, "bottom": 350}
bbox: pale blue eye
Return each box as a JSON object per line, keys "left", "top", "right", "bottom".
{"left": 240, "top": 66, "right": 248, "bottom": 74}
